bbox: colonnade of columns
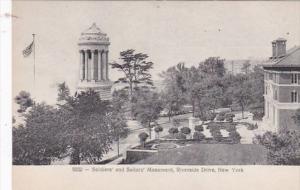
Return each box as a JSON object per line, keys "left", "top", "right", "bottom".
{"left": 79, "top": 49, "right": 109, "bottom": 81}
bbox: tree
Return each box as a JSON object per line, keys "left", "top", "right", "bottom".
{"left": 111, "top": 49, "right": 154, "bottom": 117}
{"left": 13, "top": 103, "right": 64, "bottom": 165}
{"left": 57, "top": 82, "right": 71, "bottom": 102}
{"left": 134, "top": 91, "right": 163, "bottom": 139}
{"left": 254, "top": 130, "right": 300, "bottom": 165}
{"left": 199, "top": 57, "right": 226, "bottom": 77}
{"left": 59, "top": 89, "right": 113, "bottom": 164}
{"left": 159, "top": 63, "right": 188, "bottom": 121}
{"left": 138, "top": 132, "right": 149, "bottom": 148}
{"left": 14, "top": 91, "right": 34, "bottom": 113}
{"left": 241, "top": 60, "right": 251, "bottom": 74}
{"left": 154, "top": 126, "right": 163, "bottom": 140}
{"left": 230, "top": 74, "right": 252, "bottom": 118}
{"left": 108, "top": 111, "right": 129, "bottom": 157}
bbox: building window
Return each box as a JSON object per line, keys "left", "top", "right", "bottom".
{"left": 274, "top": 89, "right": 278, "bottom": 100}
{"left": 265, "top": 85, "right": 268, "bottom": 95}
{"left": 291, "top": 74, "right": 298, "bottom": 84}
{"left": 291, "top": 91, "right": 298, "bottom": 103}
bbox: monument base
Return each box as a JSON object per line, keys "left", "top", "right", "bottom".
{"left": 77, "top": 80, "right": 113, "bottom": 101}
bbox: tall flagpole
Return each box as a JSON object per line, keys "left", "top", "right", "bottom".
{"left": 32, "top": 33, "right": 36, "bottom": 82}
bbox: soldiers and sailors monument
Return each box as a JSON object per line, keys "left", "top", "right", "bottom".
{"left": 77, "top": 23, "right": 113, "bottom": 100}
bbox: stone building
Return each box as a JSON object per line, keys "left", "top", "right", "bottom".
{"left": 77, "top": 23, "right": 113, "bottom": 100}
{"left": 263, "top": 38, "right": 300, "bottom": 132}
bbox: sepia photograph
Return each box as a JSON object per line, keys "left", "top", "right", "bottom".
{"left": 11, "top": 0, "right": 300, "bottom": 168}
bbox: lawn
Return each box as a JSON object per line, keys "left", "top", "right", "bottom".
{"left": 135, "top": 144, "right": 268, "bottom": 165}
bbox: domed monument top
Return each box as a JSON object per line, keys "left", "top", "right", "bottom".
{"left": 78, "top": 23, "right": 110, "bottom": 45}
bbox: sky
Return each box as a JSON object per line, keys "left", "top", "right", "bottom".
{"left": 12, "top": 1, "right": 300, "bottom": 105}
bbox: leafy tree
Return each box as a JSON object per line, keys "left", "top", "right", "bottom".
{"left": 154, "top": 126, "right": 163, "bottom": 140}
{"left": 59, "top": 89, "right": 113, "bottom": 164}
{"left": 134, "top": 91, "right": 163, "bottom": 139}
{"left": 254, "top": 130, "right": 300, "bottom": 165}
{"left": 14, "top": 91, "right": 34, "bottom": 113}
{"left": 229, "top": 74, "right": 252, "bottom": 118}
{"left": 111, "top": 49, "right": 154, "bottom": 117}
{"left": 199, "top": 57, "right": 226, "bottom": 77}
{"left": 138, "top": 132, "right": 149, "bottom": 148}
{"left": 159, "top": 63, "right": 188, "bottom": 120}
{"left": 13, "top": 103, "right": 64, "bottom": 165}
{"left": 108, "top": 111, "right": 129, "bottom": 157}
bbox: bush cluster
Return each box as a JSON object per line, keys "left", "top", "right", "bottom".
{"left": 175, "top": 132, "right": 186, "bottom": 140}
{"left": 247, "top": 123, "right": 258, "bottom": 130}
{"left": 193, "top": 131, "right": 206, "bottom": 141}
{"left": 194, "top": 125, "right": 204, "bottom": 132}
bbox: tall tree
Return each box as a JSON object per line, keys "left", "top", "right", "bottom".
{"left": 159, "top": 63, "right": 188, "bottom": 120}
{"left": 230, "top": 74, "right": 252, "bottom": 118}
{"left": 111, "top": 49, "right": 154, "bottom": 118}
{"left": 108, "top": 111, "right": 129, "bottom": 157}
{"left": 134, "top": 91, "right": 163, "bottom": 139}
{"left": 59, "top": 89, "right": 113, "bottom": 164}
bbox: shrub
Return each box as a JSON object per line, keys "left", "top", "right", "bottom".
{"left": 154, "top": 126, "right": 163, "bottom": 133}
{"left": 175, "top": 132, "right": 186, "bottom": 140}
{"left": 172, "top": 118, "right": 181, "bottom": 127}
{"left": 180, "top": 127, "right": 191, "bottom": 135}
{"left": 168, "top": 127, "right": 179, "bottom": 136}
{"left": 247, "top": 123, "right": 258, "bottom": 130}
{"left": 193, "top": 131, "right": 205, "bottom": 141}
{"left": 211, "top": 130, "right": 222, "bottom": 141}
{"left": 216, "top": 112, "right": 226, "bottom": 121}
{"left": 198, "top": 113, "right": 207, "bottom": 122}
{"left": 225, "top": 124, "right": 236, "bottom": 132}
{"left": 252, "top": 110, "right": 264, "bottom": 121}
{"left": 138, "top": 132, "right": 149, "bottom": 147}
{"left": 229, "top": 131, "right": 241, "bottom": 142}
{"left": 207, "top": 112, "right": 217, "bottom": 121}
{"left": 253, "top": 130, "right": 300, "bottom": 165}
{"left": 194, "top": 125, "right": 204, "bottom": 132}
{"left": 225, "top": 113, "right": 235, "bottom": 122}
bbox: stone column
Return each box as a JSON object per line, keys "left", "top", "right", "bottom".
{"left": 91, "top": 50, "right": 95, "bottom": 81}
{"left": 97, "top": 50, "right": 102, "bottom": 81}
{"left": 84, "top": 50, "right": 88, "bottom": 81}
{"left": 102, "top": 50, "right": 106, "bottom": 80}
{"left": 106, "top": 51, "right": 109, "bottom": 80}
{"left": 79, "top": 50, "right": 83, "bottom": 80}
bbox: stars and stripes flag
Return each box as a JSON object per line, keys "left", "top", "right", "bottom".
{"left": 22, "top": 40, "right": 34, "bottom": 57}
{"left": 23, "top": 34, "right": 36, "bottom": 81}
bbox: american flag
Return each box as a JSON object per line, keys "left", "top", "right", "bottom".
{"left": 22, "top": 41, "right": 34, "bottom": 57}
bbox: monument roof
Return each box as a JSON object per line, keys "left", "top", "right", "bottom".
{"left": 78, "top": 23, "right": 110, "bottom": 45}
